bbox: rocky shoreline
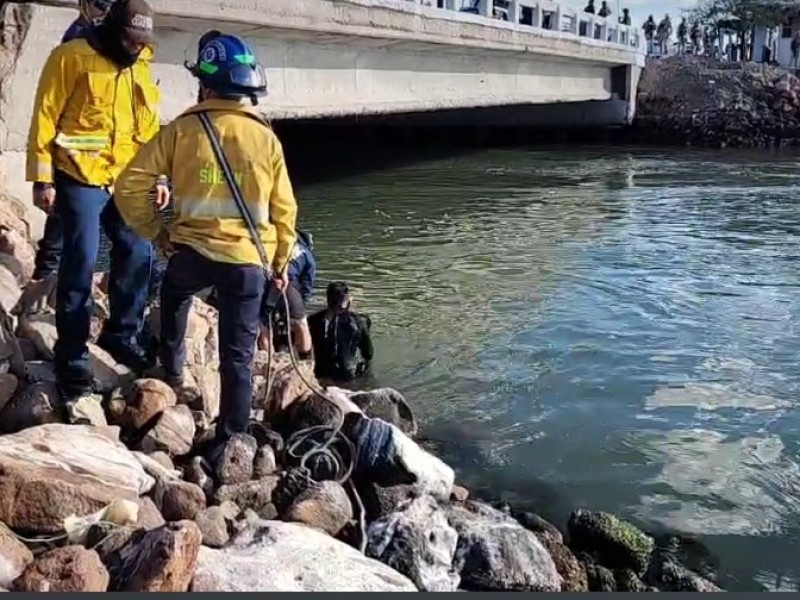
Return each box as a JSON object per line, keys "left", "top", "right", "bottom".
{"left": 0, "top": 192, "right": 723, "bottom": 592}
{"left": 632, "top": 56, "right": 800, "bottom": 149}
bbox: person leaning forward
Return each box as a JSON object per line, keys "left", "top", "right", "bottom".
{"left": 114, "top": 33, "right": 298, "bottom": 444}
{"left": 26, "top": 0, "right": 162, "bottom": 400}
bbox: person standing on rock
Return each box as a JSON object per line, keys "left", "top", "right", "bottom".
{"left": 643, "top": 15, "right": 656, "bottom": 55}
{"left": 113, "top": 33, "right": 298, "bottom": 443}
{"left": 26, "top": 0, "right": 163, "bottom": 400}
{"left": 17, "top": 0, "right": 118, "bottom": 315}
{"left": 677, "top": 17, "right": 688, "bottom": 54}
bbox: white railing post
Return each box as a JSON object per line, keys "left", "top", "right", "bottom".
{"left": 444, "top": 0, "right": 456, "bottom": 9}
{"left": 533, "top": 3, "right": 543, "bottom": 27}
{"left": 554, "top": 4, "right": 562, "bottom": 31}
{"left": 478, "top": 0, "right": 493, "bottom": 17}
{"left": 508, "top": 0, "right": 520, "bottom": 24}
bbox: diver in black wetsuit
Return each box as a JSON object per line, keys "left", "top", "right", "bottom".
{"left": 308, "top": 281, "right": 373, "bottom": 382}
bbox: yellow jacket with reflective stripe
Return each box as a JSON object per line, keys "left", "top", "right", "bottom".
{"left": 26, "top": 39, "right": 160, "bottom": 186}
{"left": 114, "top": 99, "right": 298, "bottom": 270}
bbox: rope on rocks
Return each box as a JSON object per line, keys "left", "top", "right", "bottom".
{"left": 268, "top": 288, "right": 368, "bottom": 553}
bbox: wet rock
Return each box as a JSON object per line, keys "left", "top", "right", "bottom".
{"left": 23, "top": 360, "right": 55, "bottom": 383}
{"left": 183, "top": 457, "right": 213, "bottom": 498}
{"left": 0, "top": 424, "right": 154, "bottom": 532}
{"left": 13, "top": 546, "right": 109, "bottom": 592}
{"left": 362, "top": 484, "right": 421, "bottom": 522}
{"left": 515, "top": 511, "right": 563, "bottom": 544}
{"left": 16, "top": 314, "right": 56, "bottom": 361}
{"left": 346, "top": 387, "right": 418, "bottom": 436}
{"left": 583, "top": 557, "right": 616, "bottom": 592}
{"left": 195, "top": 507, "right": 230, "bottom": 548}
{"left": 367, "top": 495, "right": 459, "bottom": 591}
{"left": 125, "top": 379, "right": 176, "bottom": 431}
{"left": 450, "top": 485, "right": 469, "bottom": 503}
{"left": 645, "top": 541, "right": 722, "bottom": 592}
{"left": 66, "top": 394, "right": 107, "bottom": 426}
{"left": 284, "top": 481, "right": 353, "bottom": 536}
{"left": 214, "top": 433, "right": 257, "bottom": 485}
{"left": 447, "top": 501, "right": 561, "bottom": 591}
{"left": 537, "top": 534, "right": 587, "bottom": 592}
{"left": 214, "top": 477, "right": 279, "bottom": 514}
{"left": 17, "top": 339, "right": 37, "bottom": 361}
{"left": 0, "top": 373, "right": 17, "bottom": 413}
{"left": 141, "top": 405, "right": 195, "bottom": 457}
{"left": 0, "top": 380, "right": 62, "bottom": 434}
{"left": 159, "top": 481, "right": 207, "bottom": 522}
{"left": 88, "top": 343, "right": 133, "bottom": 392}
{"left": 137, "top": 497, "right": 165, "bottom": 530}
{"left": 191, "top": 520, "right": 417, "bottom": 591}
{"left": 567, "top": 509, "right": 654, "bottom": 575}
{"left": 103, "top": 521, "right": 201, "bottom": 591}
{"left": 0, "top": 522, "right": 32, "bottom": 587}
{"left": 615, "top": 568, "right": 649, "bottom": 592}
{"left": 253, "top": 445, "right": 277, "bottom": 479}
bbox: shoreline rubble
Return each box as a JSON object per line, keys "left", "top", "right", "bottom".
{"left": 0, "top": 192, "right": 724, "bottom": 592}
{"left": 632, "top": 55, "right": 800, "bottom": 149}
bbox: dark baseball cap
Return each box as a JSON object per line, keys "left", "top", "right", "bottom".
{"left": 118, "top": 0, "right": 155, "bottom": 45}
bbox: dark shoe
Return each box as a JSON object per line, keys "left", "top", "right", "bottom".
{"left": 97, "top": 333, "right": 155, "bottom": 373}
{"left": 56, "top": 373, "right": 94, "bottom": 403}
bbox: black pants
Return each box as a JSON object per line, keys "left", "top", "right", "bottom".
{"left": 160, "top": 245, "right": 265, "bottom": 440}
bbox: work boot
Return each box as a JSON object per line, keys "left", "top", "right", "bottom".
{"left": 96, "top": 332, "right": 155, "bottom": 373}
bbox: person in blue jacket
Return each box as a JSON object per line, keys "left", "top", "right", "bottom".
{"left": 260, "top": 229, "right": 316, "bottom": 358}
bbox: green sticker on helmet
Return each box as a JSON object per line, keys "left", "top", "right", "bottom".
{"left": 233, "top": 54, "right": 256, "bottom": 65}
{"left": 198, "top": 62, "right": 219, "bottom": 75}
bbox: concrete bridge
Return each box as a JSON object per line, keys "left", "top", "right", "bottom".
{"left": 0, "top": 0, "right": 644, "bottom": 234}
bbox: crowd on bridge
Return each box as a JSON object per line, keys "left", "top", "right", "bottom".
{"left": 20, "top": 0, "right": 374, "bottom": 462}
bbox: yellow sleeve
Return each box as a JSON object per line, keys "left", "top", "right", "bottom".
{"left": 114, "top": 123, "right": 175, "bottom": 240}
{"left": 269, "top": 138, "right": 298, "bottom": 273}
{"left": 26, "top": 46, "right": 79, "bottom": 183}
{"left": 140, "top": 68, "right": 161, "bottom": 143}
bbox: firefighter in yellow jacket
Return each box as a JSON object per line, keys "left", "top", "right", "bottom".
{"left": 115, "top": 33, "right": 298, "bottom": 443}
{"left": 26, "top": 0, "right": 161, "bottom": 400}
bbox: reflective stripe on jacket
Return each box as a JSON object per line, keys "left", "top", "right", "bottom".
{"left": 26, "top": 39, "right": 160, "bottom": 186}
{"left": 114, "top": 99, "right": 298, "bottom": 270}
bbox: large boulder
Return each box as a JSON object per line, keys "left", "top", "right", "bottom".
{"left": 213, "top": 433, "right": 257, "bottom": 485}
{"left": 644, "top": 539, "right": 723, "bottom": 592}
{"left": 0, "top": 424, "right": 154, "bottom": 532}
{"left": 191, "top": 521, "right": 418, "bottom": 592}
{"left": 345, "top": 388, "right": 418, "bottom": 436}
{"left": 13, "top": 546, "right": 109, "bottom": 592}
{"left": 367, "top": 495, "right": 459, "bottom": 592}
{"left": 0, "top": 523, "right": 32, "bottom": 587}
{"left": 567, "top": 509, "right": 654, "bottom": 575}
{"left": 141, "top": 405, "right": 195, "bottom": 457}
{"left": 103, "top": 521, "right": 201, "bottom": 592}
{"left": 283, "top": 480, "right": 353, "bottom": 536}
{"left": 124, "top": 379, "right": 177, "bottom": 431}
{"left": 0, "top": 380, "right": 62, "bottom": 434}
{"left": 447, "top": 502, "right": 561, "bottom": 591}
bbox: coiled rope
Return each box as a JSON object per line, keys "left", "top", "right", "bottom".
{"left": 263, "top": 288, "right": 368, "bottom": 553}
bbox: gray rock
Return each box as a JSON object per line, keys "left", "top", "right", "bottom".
{"left": 214, "top": 433, "right": 257, "bottom": 485}
{"left": 516, "top": 511, "right": 563, "bottom": 544}
{"left": 347, "top": 388, "right": 418, "bottom": 436}
{"left": 645, "top": 542, "right": 722, "bottom": 592}
{"left": 583, "top": 558, "right": 616, "bottom": 592}
{"left": 253, "top": 446, "right": 277, "bottom": 479}
{"left": 283, "top": 480, "right": 353, "bottom": 536}
{"left": 183, "top": 456, "right": 214, "bottom": 498}
{"left": 567, "top": 509, "right": 654, "bottom": 575}
{"left": 537, "top": 533, "right": 587, "bottom": 592}
{"left": 218, "top": 501, "right": 240, "bottom": 521}
{"left": 16, "top": 314, "right": 57, "bottom": 361}
{"left": 447, "top": 501, "right": 561, "bottom": 591}
{"left": 22, "top": 361, "right": 55, "bottom": 384}
{"left": 66, "top": 394, "right": 107, "bottom": 427}
{"left": 214, "top": 477, "right": 279, "bottom": 513}
{"left": 0, "top": 381, "right": 62, "bottom": 434}
{"left": 141, "top": 405, "right": 195, "bottom": 457}
{"left": 195, "top": 507, "right": 230, "bottom": 548}
{"left": 615, "top": 568, "right": 649, "bottom": 592}
{"left": 190, "top": 520, "right": 417, "bottom": 591}
{"left": 367, "top": 495, "right": 459, "bottom": 592}
{"left": 0, "top": 374, "right": 18, "bottom": 414}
